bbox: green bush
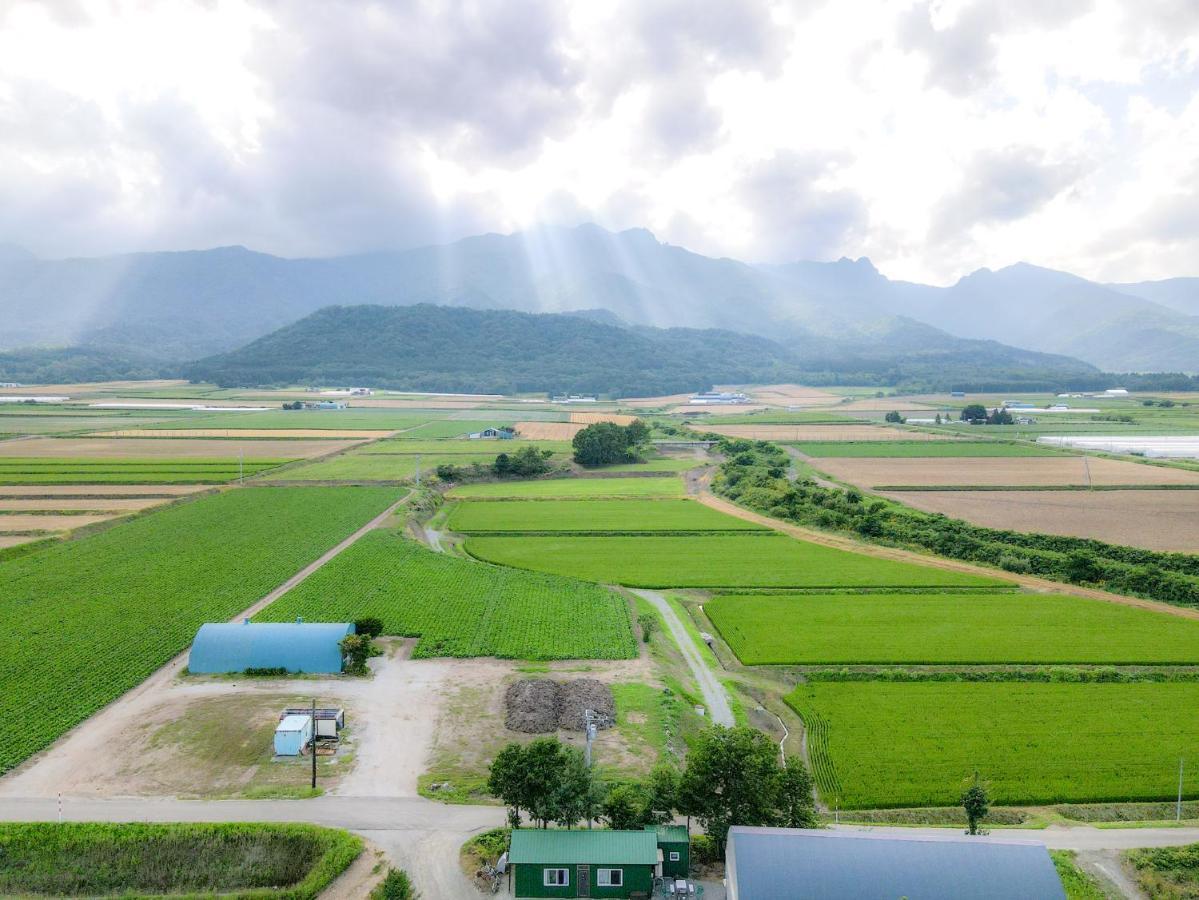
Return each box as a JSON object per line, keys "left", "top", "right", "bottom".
{"left": 372, "top": 868, "right": 417, "bottom": 899}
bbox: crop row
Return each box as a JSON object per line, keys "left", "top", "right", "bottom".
{"left": 0, "top": 486, "right": 400, "bottom": 774}
{"left": 257, "top": 531, "right": 637, "bottom": 660}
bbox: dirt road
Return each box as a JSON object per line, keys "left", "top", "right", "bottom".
{"left": 632, "top": 589, "right": 733, "bottom": 727}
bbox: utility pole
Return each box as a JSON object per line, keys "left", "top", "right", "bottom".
{"left": 583, "top": 709, "right": 598, "bottom": 768}
{"left": 1083, "top": 455, "right": 1092, "bottom": 490}
{"left": 1178, "top": 757, "right": 1185, "bottom": 822}
{"left": 415, "top": 454, "right": 421, "bottom": 486}
{"left": 311, "top": 697, "right": 318, "bottom": 791}
{"left": 239, "top": 447, "right": 244, "bottom": 485}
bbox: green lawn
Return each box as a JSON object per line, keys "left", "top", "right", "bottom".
{"left": 447, "top": 476, "right": 685, "bottom": 499}
{"left": 787, "top": 682, "right": 1199, "bottom": 808}
{"left": 257, "top": 532, "right": 635, "bottom": 660}
{"left": 707, "top": 592, "right": 1199, "bottom": 664}
{"left": 464, "top": 533, "right": 1007, "bottom": 588}
{"left": 0, "top": 486, "right": 400, "bottom": 774}
{"left": 791, "top": 441, "right": 1067, "bottom": 457}
{"left": 448, "top": 499, "right": 765, "bottom": 533}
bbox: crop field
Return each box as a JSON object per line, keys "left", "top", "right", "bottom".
{"left": 0, "top": 485, "right": 206, "bottom": 497}
{"left": 464, "top": 533, "right": 1006, "bottom": 588}
{"left": 7, "top": 437, "right": 361, "bottom": 459}
{"left": 447, "top": 476, "right": 685, "bottom": 499}
{"left": 0, "top": 458, "right": 290, "bottom": 484}
{"left": 596, "top": 457, "right": 703, "bottom": 472}
{"left": 815, "top": 455, "right": 1199, "bottom": 488}
{"left": 257, "top": 531, "right": 636, "bottom": 659}
{"left": 705, "top": 424, "right": 950, "bottom": 442}
{"left": 512, "top": 422, "right": 586, "bottom": 440}
{"left": 884, "top": 489, "right": 1199, "bottom": 553}
{"left": 793, "top": 441, "right": 1065, "bottom": 457}
{"left": 0, "top": 485, "right": 400, "bottom": 774}
{"left": 94, "top": 428, "right": 396, "bottom": 439}
{"left": 141, "top": 410, "right": 441, "bottom": 431}
{"left": 391, "top": 420, "right": 512, "bottom": 440}
{"left": 275, "top": 451, "right": 503, "bottom": 481}
{"left": 448, "top": 499, "right": 767, "bottom": 533}
{"left": 0, "top": 497, "right": 171, "bottom": 512}
{"left": 787, "top": 682, "right": 1199, "bottom": 808}
{"left": 0, "top": 513, "right": 116, "bottom": 532}
{"left": 360, "top": 439, "right": 574, "bottom": 455}
{"left": 0, "top": 414, "right": 183, "bottom": 436}
{"left": 686, "top": 410, "right": 861, "bottom": 425}
{"left": 707, "top": 592, "right": 1199, "bottom": 665}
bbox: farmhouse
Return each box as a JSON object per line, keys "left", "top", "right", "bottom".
{"left": 188, "top": 620, "right": 354, "bottom": 674}
{"left": 508, "top": 829, "right": 660, "bottom": 898}
{"left": 689, "top": 390, "right": 749, "bottom": 405}
{"left": 469, "top": 427, "right": 516, "bottom": 439}
{"left": 724, "top": 827, "right": 1064, "bottom": 900}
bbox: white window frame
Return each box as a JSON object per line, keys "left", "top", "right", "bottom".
{"left": 597, "top": 868, "right": 623, "bottom": 887}
{"left": 668, "top": 851, "right": 681, "bottom": 862}
{"left": 543, "top": 868, "right": 570, "bottom": 887}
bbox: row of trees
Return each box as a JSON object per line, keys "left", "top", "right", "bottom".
{"left": 488, "top": 727, "right": 816, "bottom": 853}
{"left": 436, "top": 446, "right": 556, "bottom": 483}
{"left": 571, "top": 420, "right": 651, "bottom": 467}
{"left": 712, "top": 439, "right": 1199, "bottom": 606}
{"left": 959, "top": 404, "right": 1013, "bottom": 424}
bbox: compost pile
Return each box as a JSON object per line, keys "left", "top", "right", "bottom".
{"left": 505, "top": 679, "right": 615, "bottom": 734}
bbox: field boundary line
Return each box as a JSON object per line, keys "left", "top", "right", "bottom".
{"left": 695, "top": 489, "right": 1199, "bottom": 622}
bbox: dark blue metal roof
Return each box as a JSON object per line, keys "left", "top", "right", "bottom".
{"left": 726, "top": 828, "right": 1066, "bottom": 900}
{"left": 188, "top": 621, "right": 354, "bottom": 674}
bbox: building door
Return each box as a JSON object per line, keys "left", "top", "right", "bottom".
{"left": 577, "top": 864, "right": 590, "bottom": 897}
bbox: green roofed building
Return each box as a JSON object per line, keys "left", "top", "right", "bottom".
{"left": 508, "top": 829, "right": 660, "bottom": 899}
{"left": 650, "top": 824, "right": 689, "bottom": 880}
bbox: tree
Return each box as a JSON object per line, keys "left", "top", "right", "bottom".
{"left": 884, "top": 410, "right": 905, "bottom": 423}
{"left": 934, "top": 413, "right": 942, "bottom": 424}
{"left": 487, "top": 738, "right": 596, "bottom": 828}
{"left": 354, "top": 617, "right": 384, "bottom": 639}
{"left": 339, "top": 634, "right": 373, "bottom": 675}
{"left": 678, "top": 726, "right": 815, "bottom": 854}
{"left": 487, "top": 743, "right": 531, "bottom": 826}
{"left": 646, "top": 764, "right": 679, "bottom": 824}
{"left": 776, "top": 764, "right": 818, "bottom": 829}
{"left": 571, "top": 420, "right": 649, "bottom": 467}
{"left": 960, "top": 404, "right": 987, "bottom": 422}
{"left": 986, "top": 407, "right": 1013, "bottom": 425}
{"left": 602, "top": 783, "right": 650, "bottom": 830}
{"left": 961, "top": 772, "right": 991, "bottom": 835}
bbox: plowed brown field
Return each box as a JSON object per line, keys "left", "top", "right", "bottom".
{"left": 0, "top": 513, "right": 116, "bottom": 531}
{"left": 4, "top": 437, "right": 360, "bottom": 458}
{"left": 883, "top": 489, "right": 1199, "bottom": 552}
{"left": 91, "top": 429, "right": 396, "bottom": 439}
{"left": 514, "top": 422, "right": 585, "bottom": 440}
{"left": 704, "top": 424, "right": 950, "bottom": 441}
{"left": 816, "top": 456, "right": 1199, "bottom": 488}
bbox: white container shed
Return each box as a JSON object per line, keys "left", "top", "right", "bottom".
{"left": 274, "top": 714, "right": 314, "bottom": 756}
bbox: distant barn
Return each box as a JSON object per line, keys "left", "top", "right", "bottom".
{"left": 188, "top": 621, "right": 354, "bottom": 674}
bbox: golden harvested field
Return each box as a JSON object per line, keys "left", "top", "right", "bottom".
{"left": 619, "top": 392, "right": 694, "bottom": 407}
{"left": 883, "top": 489, "right": 1199, "bottom": 552}
{"left": 704, "top": 424, "right": 951, "bottom": 441}
{"left": 744, "top": 384, "right": 841, "bottom": 406}
{"left": 816, "top": 456, "right": 1199, "bottom": 488}
{"left": 830, "top": 399, "right": 946, "bottom": 412}
{"left": 514, "top": 422, "right": 585, "bottom": 440}
{"left": 569, "top": 412, "right": 638, "bottom": 425}
{"left": 91, "top": 428, "right": 396, "bottom": 439}
{"left": 0, "top": 485, "right": 207, "bottom": 497}
{"left": 0, "top": 497, "right": 167, "bottom": 512}
{"left": 4, "top": 437, "right": 359, "bottom": 459}
{"left": 0, "top": 513, "right": 115, "bottom": 532}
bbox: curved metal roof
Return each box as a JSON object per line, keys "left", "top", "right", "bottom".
{"left": 188, "top": 621, "right": 354, "bottom": 674}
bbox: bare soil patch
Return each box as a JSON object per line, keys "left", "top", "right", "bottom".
{"left": 93, "top": 428, "right": 397, "bottom": 439}
{"left": 514, "top": 422, "right": 584, "bottom": 440}
{"left": 504, "top": 679, "right": 615, "bottom": 733}
{"left": 817, "top": 456, "right": 1199, "bottom": 488}
{"left": 0, "top": 534, "right": 41, "bottom": 548}
{"left": 0, "top": 497, "right": 167, "bottom": 511}
{"left": 569, "top": 412, "right": 638, "bottom": 426}
{"left": 885, "top": 489, "right": 1199, "bottom": 553}
{"left": 0, "top": 513, "right": 118, "bottom": 532}
{"left": 705, "top": 424, "right": 951, "bottom": 442}
{"left": 5, "top": 437, "right": 361, "bottom": 459}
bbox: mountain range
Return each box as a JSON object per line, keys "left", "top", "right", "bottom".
{"left": 1, "top": 224, "right": 1196, "bottom": 383}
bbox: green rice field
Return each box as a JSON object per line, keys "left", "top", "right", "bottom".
{"left": 787, "top": 682, "right": 1199, "bottom": 808}
{"left": 391, "top": 420, "right": 515, "bottom": 440}
{"left": 447, "top": 476, "right": 685, "bottom": 499}
{"left": 0, "top": 458, "right": 291, "bottom": 484}
{"left": 596, "top": 457, "right": 705, "bottom": 473}
{"left": 447, "top": 499, "right": 766, "bottom": 533}
{"left": 257, "top": 531, "right": 635, "bottom": 659}
{"left": 360, "top": 439, "right": 573, "bottom": 455}
{"left": 464, "top": 533, "right": 1007, "bottom": 588}
{"left": 707, "top": 592, "right": 1199, "bottom": 664}
{"left": 0, "top": 485, "right": 400, "bottom": 774}
{"left": 791, "top": 441, "right": 1067, "bottom": 457}
{"left": 272, "top": 452, "right": 500, "bottom": 481}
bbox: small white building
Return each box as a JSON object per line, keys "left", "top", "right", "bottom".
{"left": 274, "top": 714, "right": 314, "bottom": 756}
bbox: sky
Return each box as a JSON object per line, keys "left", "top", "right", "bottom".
{"left": 0, "top": 0, "right": 1197, "bottom": 285}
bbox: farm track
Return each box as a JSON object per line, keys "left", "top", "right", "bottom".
{"left": 695, "top": 489, "right": 1199, "bottom": 621}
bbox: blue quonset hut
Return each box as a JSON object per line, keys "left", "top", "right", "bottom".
{"left": 188, "top": 621, "right": 354, "bottom": 674}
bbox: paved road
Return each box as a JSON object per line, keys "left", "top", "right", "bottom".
{"left": 632, "top": 589, "right": 734, "bottom": 727}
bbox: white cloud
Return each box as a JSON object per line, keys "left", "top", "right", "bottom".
{"left": 0, "top": 0, "right": 1196, "bottom": 283}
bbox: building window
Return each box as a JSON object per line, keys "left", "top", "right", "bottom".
{"left": 597, "top": 868, "right": 623, "bottom": 887}
{"left": 544, "top": 868, "right": 569, "bottom": 887}
{"left": 669, "top": 851, "right": 681, "bottom": 862}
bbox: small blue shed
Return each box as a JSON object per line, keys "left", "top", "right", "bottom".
{"left": 188, "top": 621, "right": 354, "bottom": 674}
{"left": 274, "top": 714, "right": 314, "bottom": 756}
